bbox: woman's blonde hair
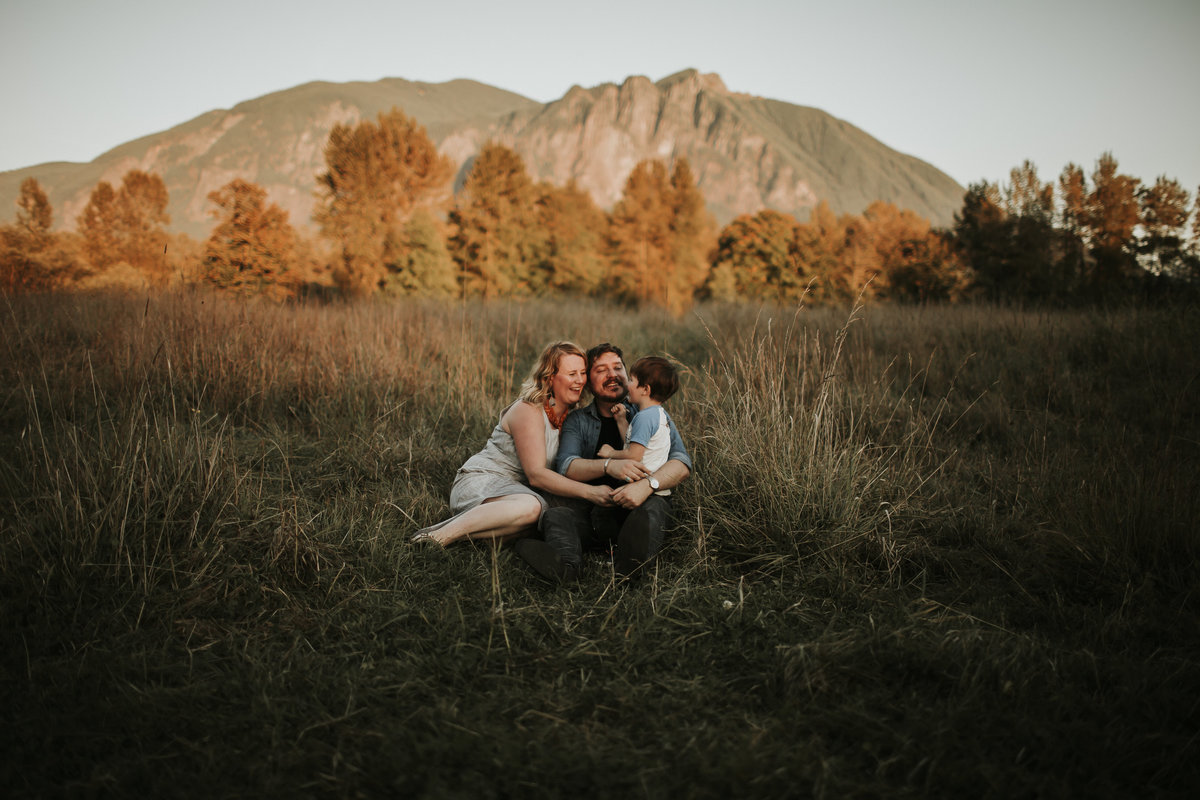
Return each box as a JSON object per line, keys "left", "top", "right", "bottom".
{"left": 517, "top": 341, "right": 587, "bottom": 406}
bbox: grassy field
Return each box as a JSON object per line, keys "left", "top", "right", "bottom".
{"left": 1, "top": 290, "right": 1197, "bottom": 798}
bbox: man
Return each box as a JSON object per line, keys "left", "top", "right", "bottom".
{"left": 515, "top": 342, "right": 692, "bottom": 581}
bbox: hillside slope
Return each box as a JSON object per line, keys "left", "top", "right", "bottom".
{"left": 0, "top": 71, "right": 964, "bottom": 239}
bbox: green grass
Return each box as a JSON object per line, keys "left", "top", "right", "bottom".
{"left": 1, "top": 291, "right": 1197, "bottom": 798}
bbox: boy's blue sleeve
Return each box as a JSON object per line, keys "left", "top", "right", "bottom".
{"left": 626, "top": 409, "right": 657, "bottom": 447}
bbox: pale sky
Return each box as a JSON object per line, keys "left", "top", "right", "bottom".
{"left": 2, "top": 0, "right": 1198, "bottom": 201}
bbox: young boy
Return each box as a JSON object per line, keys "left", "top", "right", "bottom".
{"left": 598, "top": 356, "right": 679, "bottom": 496}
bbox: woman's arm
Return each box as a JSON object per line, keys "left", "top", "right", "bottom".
{"left": 505, "top": 402, "right": 613, "bottom": 505}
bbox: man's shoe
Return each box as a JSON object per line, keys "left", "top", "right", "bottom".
{"left": 515, "top": 538, "right": 577, "bottom": 583}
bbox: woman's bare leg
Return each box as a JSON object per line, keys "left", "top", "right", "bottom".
{"left": 425, "top": 494, "right": 542, "bottom": 547}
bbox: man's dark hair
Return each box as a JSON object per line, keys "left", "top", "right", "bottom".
{"left": 631, "top": 356, "right": 679, "bottom": 402}
{"left": 586, "top": 342, "right": 624, "bottom": 373}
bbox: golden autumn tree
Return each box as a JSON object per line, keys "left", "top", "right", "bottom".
{"left": 707, "top": 210, "right": 802, "bottom": 301}
{"left": 835, "top": 212, "right": 888, "bottom": 301}
{"left": 608, "top": 157, "right": 715, "bottom": 312}
{"left": 608, "top": 160, "right": 673, "bottom": 306}
{"left": 448, "top": 143, "right": 545, "bottom": 298}
{"left": 77, "top": 170, "right": 171, "bottom": 286}
{"left": 1057, "top": 162, "right": 1090, "bottom": 288}
{"left": 791, "top": 201, "right": 849, "bottom": 303}
{"left": 78, "top": 181, "right": 120, "bottom": 269}
{"left": 855, "top": 201, "right": 971, "bottom": 302}
{"left": 872, "top": 214, "right": 970, "bottom": 303}
{"left": 533, "top": 179, "right": 609, "bottom": 295}
{"left": 315, "top": 108, "right": 453, "bottom": 296}
{"left": 1083, "top": 152, "right": 1141, "bottom": 288}
{"left": 16, "top": 176, "right": 53, "bottom": 236}
{"left": 666, "top": 158, "right": 717, "bottom": 311}
{"left": 203, "top": 179, "right": 296, "bottom": 298}
{"left": 1, "top": 178, "right": 78, "bottom": 293}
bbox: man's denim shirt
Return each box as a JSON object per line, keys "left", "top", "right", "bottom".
{"left": 556, "top": 400, "right": 693, "bottom": 476}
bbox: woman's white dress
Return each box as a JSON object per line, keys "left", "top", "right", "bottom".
{"left": 448, "top": 402, "right": 559, "bottom": 514}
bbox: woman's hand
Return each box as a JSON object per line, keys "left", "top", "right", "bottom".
{"left": 597, "top": 444, "right": 616, "bottom": 458}
{"left": 584, "top": 484, "right": 615, "bottom": 506}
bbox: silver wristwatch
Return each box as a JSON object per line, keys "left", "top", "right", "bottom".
{"left": 646, "top": 476, "right": 660, "bottom": 491}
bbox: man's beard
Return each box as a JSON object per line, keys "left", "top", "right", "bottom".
{"left": 596, "top": 378, "right": 626, "bottom": 402}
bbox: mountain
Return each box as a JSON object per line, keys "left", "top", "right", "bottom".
{"left": 0, "top": 70, "right": 965, "bottom": 239}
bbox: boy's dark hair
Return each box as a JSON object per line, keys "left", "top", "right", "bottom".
{"left": 586, "top": 342, "right": 624, "bottom": 373}
{"left": 631, "top": 356, "right": 679, "bottom": 402}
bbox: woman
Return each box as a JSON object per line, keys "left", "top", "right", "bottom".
{"left": 412, "top": 341, "right": 613, "bottom": 547}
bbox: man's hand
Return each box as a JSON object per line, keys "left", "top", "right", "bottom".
{"left": 612, "top": 478, "right": 653, "bottom": 509}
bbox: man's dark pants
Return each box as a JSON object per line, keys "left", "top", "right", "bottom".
{"left": 541, "top": 494, "right": 672, "bottom": 575}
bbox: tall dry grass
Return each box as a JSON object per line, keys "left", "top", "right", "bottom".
{"left": 681, "top": 303, "right": 947, "bottom": 584}
{"left": 1, "top": 289, "right": 1197, "bottom": 797}
{"left": 3, "top": 290, "right": 1197, "bottom": 603}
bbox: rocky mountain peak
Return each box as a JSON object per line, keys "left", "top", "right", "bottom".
{"left": 655, "top": 68, "right": 729, "bottom": 96}
{"left": 0, "top": 72, "right": 965, "bottom": 239}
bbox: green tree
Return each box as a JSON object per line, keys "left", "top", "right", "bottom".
{"left": 953, "top": 180, "right": 1008, "bottom": 296}
{"left": 204, "top": 179, "right": 296, "bottom": 298}
{"left": 951, "top": 164, "right": 1072, "bottom": 301}
{"left": 1189, "top": 187, "right": 1200, "bottom": 280}
{"left": 448, "top": 143, "right": 545, "bottom": 298}
{"left": 382, "top": 209, "right": 458, "bottom": 297}
{"left": 534, "top": 180, "right": 609, "bottom": 295}
{"left": 1136, "top": 176, "right": 1192, "bottom": 277}
{"left": 315, "top": 108, "right": 453, "bottom": 295}
{"left": 1193, "top": 187, "right": 1200, "bottom": 251}
{"left": 1004, "top": 161, "right": 1061, "bottom": 297}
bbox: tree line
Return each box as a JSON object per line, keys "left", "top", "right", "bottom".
{"left": 4, "top": 106, "right": 1198, "bottom": 307}
{"left": 954, "top": 156, "right": 1199, "bottom": 301}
